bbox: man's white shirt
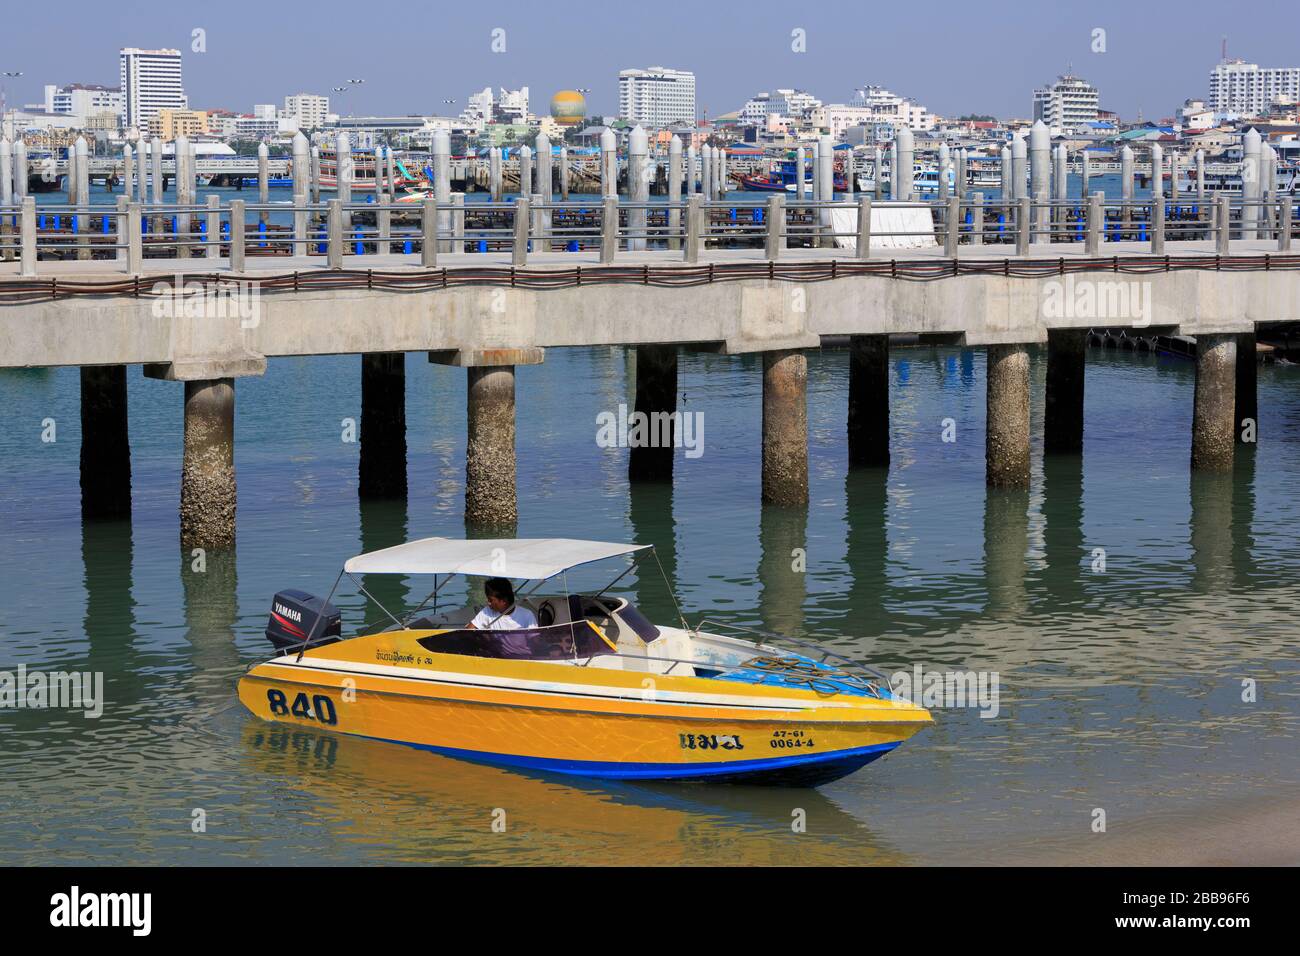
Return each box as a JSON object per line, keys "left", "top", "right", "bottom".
{"left": 470, "top": 604, "right": 538, "bottom": 631}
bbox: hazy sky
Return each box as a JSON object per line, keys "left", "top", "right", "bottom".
{"left": 1, "top": 0, "right": 1296, "bottom": 121}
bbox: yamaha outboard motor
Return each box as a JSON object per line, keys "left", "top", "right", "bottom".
{"left": 266, "top": 589, "right": 342, "bottom": 652}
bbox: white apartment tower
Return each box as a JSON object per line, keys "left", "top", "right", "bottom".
{"left": 283, "top": 94, "right": 330, "bottom": 130}
{"left": 1032, "top": 74, "right": 1099, "bottom": 131}
{"left": 1209, "top": 60, "right": 1300, "bottom": 116}
{"left": 119, "top": 48, "right": 186, "bottom": 129}
{"left": 618, "top": 67, "right": 696, "bottom": 127}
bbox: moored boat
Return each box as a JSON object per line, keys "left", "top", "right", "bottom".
{"left": 238, "top": 538, "right": 932, "bottom": 786}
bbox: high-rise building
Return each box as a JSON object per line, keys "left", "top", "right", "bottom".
{"left": 283, "top": 94, "right": 330, "bottom": 130}
{"left": 618, "top": 67, "right": 696, "bottom": 127}
{"left": 119, "top": 48, "right": 186, "bottom": 129}
{"left": 1209, "top": 60, "right": 1300, "bottom": 116}
{"left": 1032, "top": 74, "right": 1099, "bottom": 131}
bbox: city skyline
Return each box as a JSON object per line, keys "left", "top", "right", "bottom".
{"left": 2, "top": 0, "right": 1298, "bottom": 124}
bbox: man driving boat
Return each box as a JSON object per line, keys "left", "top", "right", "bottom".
{"left": 466, "top": 577, "right": 537, "bottom": 631}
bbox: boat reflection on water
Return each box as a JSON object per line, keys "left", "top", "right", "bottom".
{"left": 239, "top": 722, "right": 909, "bottom": 865}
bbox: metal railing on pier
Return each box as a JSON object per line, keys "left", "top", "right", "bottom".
{"left": 0, "top": 193, "right": 1295, "bottom": 284}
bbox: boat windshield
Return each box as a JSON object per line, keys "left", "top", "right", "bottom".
{"left": 416, "top": 620, "right": 615, "bottom": 662}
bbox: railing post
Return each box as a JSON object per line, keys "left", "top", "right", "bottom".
{"left": 1151, "top": 192, "right": 1165, "bottom": 256}
{"left": 1016, "top": 196, "right": 1031, "bottom": 255}
{"left": 530, "top": 192, "right": 545, "bottom": 253}
{"left": 115, "top": 195, "right": 128, "bottom": 265}
{"left": 971, "top": 192, "right": 984, "bottom": 247}
{"left": 856, "top": 195, "right": 871, "bottom": 260}
{"left": 20, "top": 197, "right": 36, "bottom": 277}
{"left": 600, "top": 197, "right": 617, "bottom": 264}
{"left": 421, "top": 199, "right": 437, "bottom": 267}
{"left": 1281, "top": 197, "right": 1293, "bottom": 253}
{"left": 1085, "top": 192, "right": 1102, "bottom": 255}
{"left": 1216, "top": 194, "right": 1231, "bottom": 255}
{"left": 684, "top": 194, "right": 701, "bottom": 264}
{"left": 229, "top": 199, "right": 246, "bottom": 272}
{"left": 945, "top": 195, "right": 960, "bottom": 257}
{"left": 127, "top": 201, "right": 142, "bottom": 274}
{"left": 293, "top": 194, "right": 308, "bottom": 258}
{"left": 378, "top": 191, "right": 391, "bottom": 256}
{"left": 452, "top": 193, "right": 465, "bottom": 253}
{"left": 512, "top": 197, "right": 529, "bottom": 267}
{"left": 206, "top": 195, "right": 220, "bottom": 260}
{"left": 765, "top": 194, "right": 784, "bottom": 261}
{"left": 325, "top": 197, "right": 345, "bottom": 269}
{"left": 377, "top": 191, "right": 390, "bottom": 256}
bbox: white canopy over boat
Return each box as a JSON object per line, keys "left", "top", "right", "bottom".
{"left": 342, "top": 537, "right": 650, "bottom": 580}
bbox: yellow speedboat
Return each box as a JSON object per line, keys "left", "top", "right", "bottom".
{"left": 237, "top": 538, "right": 932, "bottom": 786}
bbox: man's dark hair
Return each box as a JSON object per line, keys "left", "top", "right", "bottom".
{"left": 484, "top": 577, "right": 515, "bottom": 603}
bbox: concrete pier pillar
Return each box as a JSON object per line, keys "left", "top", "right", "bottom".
{"left": 761, "top": 350, "right": 808, "bottom": 506}
{"left": 80, "top": 365, "right": 131, "bottom": 518}
{"left": 1242, "top": 128, "right": 1261, "bottom": 240}
{"left": 667, "top": 135, "right": 682, "bottom": 250}
{"left": 536, "top": 132, "right": 552, "bottom": 199}
{"left": 1235, "top": 332, "right": 1257, "bottom": 445}
{"left": 180, "top": 379, "right": 236, "bottom": 549}
{"left": 465, "top": 366, "right": 518, "bottom": 527}
{"left": 847, "top": 334, "right": 890, "bottom": 468}
{"left": 896, "top": 127, "right": 914, "bottom": 201}
{"left": 628, "top": 344, "right": 678, "bottom": 482}
{"left": 1011, "top": 135, "right": 1027, "bottom": 201}
{"left": 518, "top": 144, "right": 532, "bottom": 199}
{"left": 628, "top": 125, "right": 648, "bottom": 251}
{"left": 490, "top": 146, "right": 502, "bottom": 201}
{"left": 359, "top": 353, "right": 408, "bottom": 499}
{"left": 433, "top": 129, "right": 451, "bottom": 252}
{"left": 985, "top": 344, "right": 1030, "bottom": 489}
{"left": 14, "top": 138, "right": 28, "bottom": 201}
{"left": 999, "top": 145, "right": 1011, "bottom": 206}
{"left": 600, "top": 128, "right": 617, "bottom": 199}
{"left": 1029, "top": 120, "right": 1050, "bottom": 239}
{"left": 1044, "top": 329, "right": 1086, "bottom": 454}
{"left": 937, "top": 143, "right": 950, "bottom": 202}
{"left": 1191, "top": 334, "right": 1237, "bottom": 472}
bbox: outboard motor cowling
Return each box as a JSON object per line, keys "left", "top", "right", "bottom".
{"left": 266, "top": 589, "right": 342, "bottom": 651}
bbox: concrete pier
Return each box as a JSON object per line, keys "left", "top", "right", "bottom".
{"left": 628, "top": 344, "right": 678, "bottom": 482}
{"left": 359, "top": 353, "right": 407, "bottom": 499}
{"left": 1191, "top": 334, "right": 1236, "bottom": 472}
{"left": 180, "top": 379, "right": 236, "bottom": 549}
{"left": 1234, "top": 331, "right": 1257, "bottom": 445}
{"left": 465, "top": 366, "right": 519, "bottom": 527}
{"left": 761, "top": 350, "right": 808, "bottom": 506}
{"left": 847, "top": 334, "right": 890, "bottom": 468}
{"left": 985, "top": 344, "right": 1030, "bottom": 489}
{"left": 79, "top": 365, "right": 131, "bottom": 518}
{"left": 1044, "top": 329, "right": 1086, "bottom": 454}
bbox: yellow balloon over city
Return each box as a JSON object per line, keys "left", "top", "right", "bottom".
{"left": 550, "top": 90, "right": 587, "bottom": 126}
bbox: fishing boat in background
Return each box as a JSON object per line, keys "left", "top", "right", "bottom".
{"left": 238, "top": 538, "right": 932, "bottom": 786}
{"left": 739, "top": 157, "right": 849, "bottom": 194}
{"left": 317, "top": 147, "right": 423, "bottom": 191}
